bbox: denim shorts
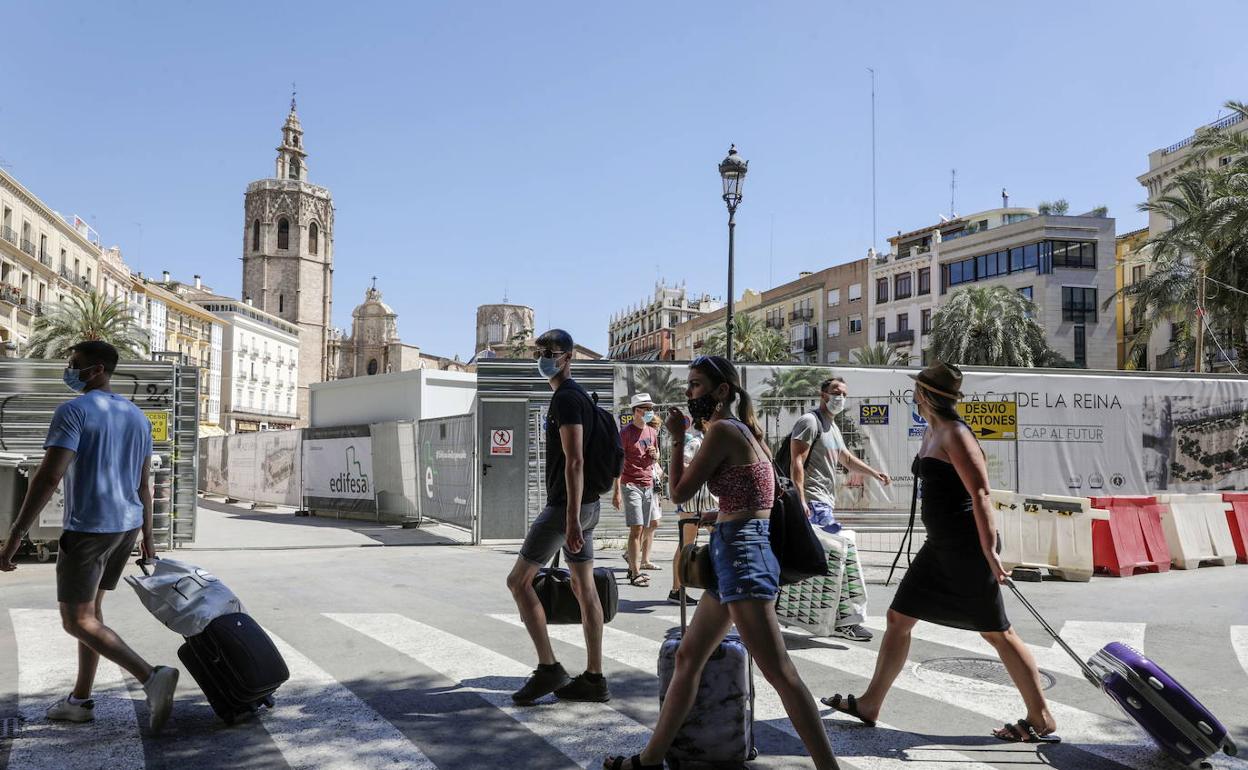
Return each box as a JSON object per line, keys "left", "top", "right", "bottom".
{"left": 705, "top": 517, "right": 780, "bottom": 604}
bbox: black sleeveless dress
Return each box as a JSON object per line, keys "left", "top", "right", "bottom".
{"left": 890, "top": 456, "right": 1009, "bottom": 632}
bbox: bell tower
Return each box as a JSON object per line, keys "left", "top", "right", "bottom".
{"left": 241, "top": 94, "right": 335, "bottom": 423}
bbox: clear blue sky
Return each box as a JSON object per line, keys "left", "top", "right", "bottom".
{"left": 3, "top": 1, "right": 1246, "bottom": 359}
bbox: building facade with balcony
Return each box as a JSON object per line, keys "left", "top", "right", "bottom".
{"left": 98, "top": 246, "right": 133, "bottom": 306}
{"left": 1115, "top": 227, "right": 1150, "bottom": 370}
{"left": 130, "top": 274, "right": 224, "bottom": 428}
{"left": 672, "top": 261, "right": 868, "bottom": 365}
{"left": 195, "top": 295, "right": 300, "bottom": 433}
{"left": 1135, "top": 109, "right": 1247, "bottom": 372}
{"left": 0, "top": 169, "right": 103, "bottom": 355}
{"left": 608, "top": 282, "right": 721, "bottom": 360}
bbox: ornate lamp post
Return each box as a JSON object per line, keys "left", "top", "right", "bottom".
{"left": 718, "top": 145, "right": 748, "bottom": 362}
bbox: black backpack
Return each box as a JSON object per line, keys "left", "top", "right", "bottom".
{"left": 771, "top": 410, "right": 824, "bottom": 478}
{"left": 582, "top": 391, "right": 625, "bottom": 498}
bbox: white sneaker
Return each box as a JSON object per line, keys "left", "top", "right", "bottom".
{"left": 143, "top": 666, "right": 179, "bottom": 734}
{"left": 46, "top": 697, "right": 95, "bottom": 723}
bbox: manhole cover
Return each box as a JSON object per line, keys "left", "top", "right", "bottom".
{"left": 915, "top": 657, "right": 1056, "bottom": 691}
{"left": 1, "top": 717, "right": 20, "bottom": 740}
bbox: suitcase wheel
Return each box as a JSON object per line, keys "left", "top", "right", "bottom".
{"left": 1225, "top": 737, "right": 1239, "bottom": 757}
{"left": 747, "top": 747, "right": 758, "bottom": 760}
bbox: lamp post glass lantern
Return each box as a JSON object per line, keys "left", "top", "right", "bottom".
{"left": 718, "top": 145, "right": 748, "bottom": 362}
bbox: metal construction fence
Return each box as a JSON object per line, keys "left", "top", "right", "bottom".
{"left": 199, "top": 415, "right": 478, "bottom": 542}
{"left": 0, "top": 359, "right": 199, "bottom": 549}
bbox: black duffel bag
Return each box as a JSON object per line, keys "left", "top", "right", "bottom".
{"left": 532, "top": 551, "right": 619, "bottom": 624}
{"left": 769, "top": 470, "right": 830, "bottom": 585}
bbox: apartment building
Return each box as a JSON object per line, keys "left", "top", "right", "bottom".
{"left": 672, "top": 261, "right": 868, "bottom": 364}
{"left": 1115, "top": 227, "right": 1150, "bottom": 369}
{"left": 608, "top": 282, "right": 721, "bottom": 360}
{"left": 0, "top": 169, "right": 102, "bottom": 355}
{"left": 130, "top": 273, "right": 224, "bottom": 428}
{"left": 1135, "top": 109, "right": 1247, "bottom": 372}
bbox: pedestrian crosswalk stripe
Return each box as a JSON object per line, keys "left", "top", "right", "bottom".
{"left": 7, "top": 609, "right": 145, "bottom": 770}
{"left": 1232, "top": 626, "right": 1248, "bottom": 678}
{"left": 325, "top": 613, "right": 651, "bottom": 768}
{"left": 786, "top": 634, "right": 1231, "bottom": 769}
{"left": 257, "top": 626, "right": 437, "bottom": 769}
{"left": 862, "top": 616, "right": 1147, "bottom": 681}
{"left": 489, "top": 614, "right": 1006, "bottom": 770}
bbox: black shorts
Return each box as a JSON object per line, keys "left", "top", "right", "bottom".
{"left": 56, "top": 528, "right": 141, "bottom": 604}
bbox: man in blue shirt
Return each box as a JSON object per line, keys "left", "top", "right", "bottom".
{"left": 0, "top": 341, "right": 178, "bottom": 734}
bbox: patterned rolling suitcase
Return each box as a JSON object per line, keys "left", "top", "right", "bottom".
{"left": 660, "top": 517, "right": 756, "bottom": 768}
{"left": 1007, "top": 581, "right": 1238, "bottom": 767}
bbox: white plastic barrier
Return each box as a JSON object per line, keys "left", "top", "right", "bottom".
{"left": 990, "top": 490, "right": 1109, "bottom": 582}
{"left": 1155, "top": 493, "right": 1238, "bottom": 569}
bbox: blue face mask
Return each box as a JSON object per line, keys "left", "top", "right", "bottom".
{"left": 642, "top": 411, "right": 656, "bottom": 424}
{"left": 63, "top": 367, "right": 89, "bottom": 393}
{"left": 537, "top": 355, "right": 562, "bottom": 379}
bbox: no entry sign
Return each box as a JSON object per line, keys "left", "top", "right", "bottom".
{"left": 490, "top": 428, "right": 514, "bottom": 456}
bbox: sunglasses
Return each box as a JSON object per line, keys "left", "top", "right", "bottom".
{"left": 691, "top": 355, "right": 731, "bottom": 382}
{"left": 533, "top": 348, "right": 567, "bottom": 360}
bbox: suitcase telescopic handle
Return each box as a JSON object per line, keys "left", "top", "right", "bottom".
{"left": 1005, "top": 579, "right": 1102, "bottom": 688}
{"left": 676, "top": 517, "right": 701, "bottom": 632}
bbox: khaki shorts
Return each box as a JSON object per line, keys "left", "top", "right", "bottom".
{"left": 56, "top": 528, "right": 141, "bottom": 604}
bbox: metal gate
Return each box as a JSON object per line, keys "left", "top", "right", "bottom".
{"left": 0, "top": 359, "right": 198, "bottom": 549}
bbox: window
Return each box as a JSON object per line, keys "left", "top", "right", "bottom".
{"left": 876, "top": 277, "right": 889, "bottom": 303}
{"left": 59, "top": 248, "right": 66, "bottom": 270}
{"left": 39, "top": 234, "right": 47, "bottom": 258}
{"left": 848, "top": 283, "right": 862, "bottom": 302}
{"left": 826, "top": 351, "right": 841, "bottom": 364}
{"left": 74, "top": 258, "right": 80, "bottom": 277}
{"left": 252, "top": 219, "right": 260, "bottom": 251}
{"left": 277, "top": 218, "right": 290, "bottom": 250}
{"left": 827, "top": 319, "right": 840, "bottom": 337}
{"left": 1073, "top": 325, "right": 1087, "bottom": 368}
{"left": 1062, "top": 286, "right": 1098, "bottom": 323}
{"left": 848, "top": 315, "right": 862, "bottom": 334}
{"left": 279, "top": 294, "right": 284, "bottom": 313}
{"left": 921, "top": 308, "right": 932, "bottom": 334}
{"left": 897, "top": 313, "right": 909, "bottom": 332}
{"left": 309, "top": 222, "right": 319, "bottom": 255}
{"left": 827, "top": 288, "right": 840, "bottom": 306}
{"left": 1018, "top": 286, "right": 1033, "bottom": 301}
{"left": 895, "top": 273, "right": 912, "bottom": 300}
{"left": 1051, "top": 240, "right": 1096, "bottom": 269}
{"left": 876, "top": 317, "right": 887, "bottom": 342}
{"left": 1131, "top": 265, "right": 1144, "bottom": 284}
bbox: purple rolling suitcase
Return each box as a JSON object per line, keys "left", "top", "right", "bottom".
{"left": 1008, "top": 581, "right": 1238, "bottom": 767}
{"left": 658, "top": 517, "right": 756, "bottom": 768}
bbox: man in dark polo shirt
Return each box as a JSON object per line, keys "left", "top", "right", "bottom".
{"left": 504, "top": 329, "right": 609, "bottom": 705}
{"left": 0, "top": 341, "right": 179, "bottom": 734}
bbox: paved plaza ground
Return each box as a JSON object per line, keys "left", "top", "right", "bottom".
{"left": 0, "top": 499, "right": 1245, "bottom": 769}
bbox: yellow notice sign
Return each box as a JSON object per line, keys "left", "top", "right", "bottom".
{"left": 956, "top": 401, "right": 1017, "bottom": 441}
{"left": 145, "top": 411, "right": 169, "bottom": 442}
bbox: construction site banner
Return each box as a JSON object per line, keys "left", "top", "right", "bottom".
{"left": 615, "top": 364, "right": 1248, "bottom": 508}
{"left": 302, "top": 425, "right": 377, "bottom": 515}
{"left": 199, "top": 431, "right": 302, "bottom": 507}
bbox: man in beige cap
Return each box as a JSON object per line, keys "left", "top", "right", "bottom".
{"left": 612, "top": 393, "right": 660, "bottom": 587}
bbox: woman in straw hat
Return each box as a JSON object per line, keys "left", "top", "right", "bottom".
{"left": 822, "top": 362, "right": 1058, "bottom": 744}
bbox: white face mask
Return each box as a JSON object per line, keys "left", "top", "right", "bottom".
{"left": 826, "top": 395, "right": 847, "bottom": 414}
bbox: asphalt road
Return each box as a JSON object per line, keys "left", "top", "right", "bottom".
{"left": 0, "top": 500, "right": 1245, "bottom": 769}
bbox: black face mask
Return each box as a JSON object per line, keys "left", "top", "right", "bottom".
{"left": 687, "top": 393, "right": 718, "bottom": 425}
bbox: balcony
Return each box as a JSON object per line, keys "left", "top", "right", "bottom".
{"left": 38, "top": 252, "right": 53, "bottom": 267}
{"left": 0, "top": 226, "right": 16, "bottom": 245}
{"left": 790, "top": 327, "right": 819, "bottom": 353}
{"left": 765, "top": 317, "right": 784, "bottom": 330}
{"left": 1155, "top": 351, "right": 1189, "bottom": 371}
{"left": 887, "top": 329, "right": 916, "bottom": 345}
{"left": 789, "top": 308, "right": 814, "bottom": 322}
{"left": 59, "top": 267, "right": 74, "bottom": 280}
{"left": 20, "top": 239, "right": 36, "bottom": 257}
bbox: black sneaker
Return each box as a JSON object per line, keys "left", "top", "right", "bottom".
{"left": 667, "top": 588, "right": 697, "bottom": 606}
{"left": 512, "top": 663, "right": 570, "bottom": 705}
{"left": 554, "top": 673, "right": 611, "bottom": 703}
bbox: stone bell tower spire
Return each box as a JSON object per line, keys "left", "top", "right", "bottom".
{"left": 275, "top": 85, "right": 308, "bottom": 181}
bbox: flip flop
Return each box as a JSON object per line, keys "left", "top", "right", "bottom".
{"left": 604, "top": 754, "right": 663, "bottom": 769}
{"left": 640, "top": 562, "right": 662, "bottom": 570}
{"left": 821, "top": 693, "right": 876, "bottom": 727}
{"left": 994, "top": 719, "right": 1061, "bottom": 744}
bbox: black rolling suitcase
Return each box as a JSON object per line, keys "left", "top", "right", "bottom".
{"left": 178, "top": 612, "right": 290, "bottom": 725}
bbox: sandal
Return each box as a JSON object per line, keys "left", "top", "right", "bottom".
{"left": 821, "top": 693, "right": 876, "bottom": 727}
{"left": 627, "top": 571, "right": 651, "bottom": 587}
{"left": 640, "top": 562, "right": 662, "bottom": 571}
{"left": 603, "top": 754, "right": 663, "bottom": 769}
{"left": 994, "top": 718, "right": 1060, "bottom": 744}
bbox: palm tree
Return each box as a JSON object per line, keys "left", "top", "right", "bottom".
{"left": 25, "top": 293, "right": 148, "bottom": 359}
{"left": 702, "top": 314, "right": 794, "bottom": 363}
{"left": 759, "top": 366, "right": 825, "bottom": 446}
{"left": 619, "top": 365, "right": 687, "bottom": 410}
{"left": 1108, "top": 102, "right": 1248, "bottom": 368}
{"left": 929, "top": 285, "right": 1049, "bottom": 367}
{"left": 852, "top": 343, "right": 912, "bottom": 367}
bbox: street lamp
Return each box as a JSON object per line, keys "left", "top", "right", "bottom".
{"left": 718, "top": 145, "right": 748, "bottom": 362}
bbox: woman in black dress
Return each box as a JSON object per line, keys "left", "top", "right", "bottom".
{"left": 822, "top": 362, "right": 1059, "bottom": 744}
